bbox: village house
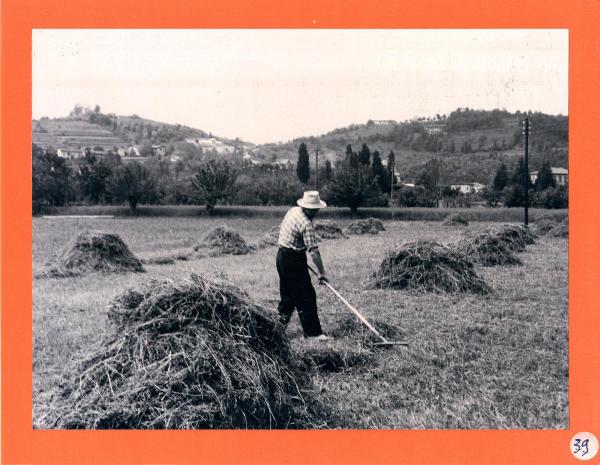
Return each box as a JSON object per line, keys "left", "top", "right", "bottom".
{"left": 450, "top": 182, "right": 486, "bottom": 194}
{"left": 423, "top": 123, "right": 446, "bottom": 135}
{"left": 530, "top": 167, "right": 568, "bottom": 186}
{"left": 185, "top": 137, "right": 235, "bottom": 155}
{"left": 56, "top": 148, "right": 84, "bottom": 159}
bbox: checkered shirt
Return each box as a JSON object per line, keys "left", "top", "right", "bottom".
{"left": 278, "top": 206, "right": 319, "bottom": 252}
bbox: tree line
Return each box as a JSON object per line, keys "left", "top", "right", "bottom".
{"left": 484, "top": 159, "right": 567, "bottom": 208}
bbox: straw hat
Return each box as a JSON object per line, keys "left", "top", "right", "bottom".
{"left": 297, "top": 191, "right": 327, "bottom": 209}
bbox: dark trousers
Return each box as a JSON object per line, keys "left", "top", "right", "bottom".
{"left": 276, "top": 247, "right": 323, "bottom": 337}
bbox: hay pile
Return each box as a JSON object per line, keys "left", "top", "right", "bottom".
{"left": 454, "top": 231, "right": 522, "bottom": 266}
{"left": 532, "top": 216, "right": 560, "bottom": 235}
{"left": 345, "top": 218, "right": 385, "bottom": 235}
{"left": 371, "top": 240, "right": 490, "bottom": 294}
{"left": 254, "top": 226, "right": 280, "bottom": 249}
{"left": 193, "top": 226, "right": 254, "bottom": 257}
{"left": 38, "top": 274, "right": 323, "bottom": 429}
{"left": 314, "top": 221, "right": 348, "bottom": 240}
{"left": 493, "top": 224, "right": 536, "bottom": 252}
{"left": 443, "top": 214, "right": 469, "bottom": 227}
{"left": 547, "top": 219, "right": 568, "bottom": 238}
{"left": 39, "top": 231, "right": 144, "bottom": 278}
{"left": 330, "top": 315, "right": 406, "bottom": 348}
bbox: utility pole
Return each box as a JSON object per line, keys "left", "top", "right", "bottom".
{"left": 523, "top": 118, "right": 531, "bottom": 226}
{"left": 315, "top": 148, "right": 319, "bottom": 191}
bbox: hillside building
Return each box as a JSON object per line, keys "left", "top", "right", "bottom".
{"left": 450, "top": 182, "right": 486, "bottom": 194}
{"left": 57, "top": 148, "right": 84, "bottom": 159}
{"left": 530, "top": 167, "right": 568, "bottom": 186}
{"left": 185, "top": 137, "right": 234, "bottom": 154}
{"left": 423, "top": 124, "right": 446, "bottom": 135}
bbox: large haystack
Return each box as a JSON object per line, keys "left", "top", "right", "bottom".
{"left": 493, "top": 224, "right": 536, "bottom": 252}
{"left": 345, "top": 218, "right": 385, "bottom": 235}
{"left": 443, "top": 214, "right": 469, "bottom": 227}
{"left": 38, "top": 274, "right": 323, "bottom": 429}
{"left": 454, "top": 231, "right": 522, "bottom": 266}
{"left": 314, "top": 221, "right": 348, "bottom": 240}
{"left": 372, "top": 240, "right": 490, "bottom": 294}
{"left": 39, "top": 231, "right": 144, "bottom": 278}
{"left": 193, "top": 225, "right": 254, "bottom": 257}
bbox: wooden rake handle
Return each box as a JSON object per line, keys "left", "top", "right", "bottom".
{"left": 307, "top": 265, "right": 406, "bottom": 346}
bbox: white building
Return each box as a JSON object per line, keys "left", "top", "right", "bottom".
{"left": 530, "top": 167, "right": 568, "bottom": 186}
{"left": 185, "top": 137, "right": 234, "bottom": 154}
{"left": 451, "top": 182, "right": 486, "bottom": 194}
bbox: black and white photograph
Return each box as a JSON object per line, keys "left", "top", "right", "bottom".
{"left": 32, "top": 29, "right": 568, "bottom": 430}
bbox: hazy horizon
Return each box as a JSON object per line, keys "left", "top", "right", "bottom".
{"left": 33, "top": 29, "right": 568, "bottom": 144}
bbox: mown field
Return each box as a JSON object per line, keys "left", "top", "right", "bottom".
{"left": 32, "top": 216, "right": 568, "bottom": 429}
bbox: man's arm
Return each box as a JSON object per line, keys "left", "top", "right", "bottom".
{"left": 309, "top": 248, "right": 328, "bottom": 283}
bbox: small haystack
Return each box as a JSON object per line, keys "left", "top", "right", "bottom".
{"left": 254, "top": 226, "right": 280, "bottom": 249}
{"left": 443, "top": 214, "right": 469, "bottom": 227}
{"left": 39, "top": 231, "right": 144, "bottom": 278}
{"left": 345, "top": 218, "right": 386, "bottom": 235}
{"left": 291, "top": 338, "right": 373, "bottom": 372}
{"left": 532, "top": 216, "right": 559, "bottom": 235}
{"left": 371, "top": 240, "right": 490, "bottom": 294}
{"left": 454, "top": 231, "right": 522, "bottom": 266}
{"left": 38, "top": 274, "right": 323, "bottom": 429}
{"left": 314, "top": 221, "right": 348, "bottom": 240}
{"left": 547, "top": 220, "right": 568, "bottom": 238}
{"left": 330, "top": 315, "right": 406, "bottom": 348}
{"left": 493, "top": 224, "right": 536, "bottom": 252}
{"left": 193, "top": 225, "right": 254, "bottom": 257}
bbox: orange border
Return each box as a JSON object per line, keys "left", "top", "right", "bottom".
{"left": 2, "top": 1, "right": 599, "bottom": 464}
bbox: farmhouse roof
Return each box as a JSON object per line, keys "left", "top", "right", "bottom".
{"left": 530, "top": 167, "right": 568, "bottom": 175}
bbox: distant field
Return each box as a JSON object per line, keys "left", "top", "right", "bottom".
{"left": 43, "top": 204, "right": 568, "bottom": 222}
{"left": 33, "top": 216, "right": 568, "bottom": 429}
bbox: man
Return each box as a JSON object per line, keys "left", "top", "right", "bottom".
{"left": 276, "top": 191, "right": 331, "bottom": 340}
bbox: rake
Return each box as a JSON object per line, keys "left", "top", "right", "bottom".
{"left": 308, "top": 265, "right": 408, "bottom": 347}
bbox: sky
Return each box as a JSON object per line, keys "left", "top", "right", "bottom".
{"left": 32, "top": 29, "right": 568, "bottom": 144}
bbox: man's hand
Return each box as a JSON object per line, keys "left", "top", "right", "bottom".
{"left": 318, "top": 273, "right": 329, "bottom": 285}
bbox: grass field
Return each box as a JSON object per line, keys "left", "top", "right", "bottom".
{"left": 32, "top": 216, "right": 568, "bottom": 429}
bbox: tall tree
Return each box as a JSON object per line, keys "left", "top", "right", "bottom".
{"left": 107, "top": 162, "right": 157, "bottom": 212}
{"left": 358, "top": 143, "right": 371, "bottom": 165}
{"left": 77, "top": 152, "right": 121, "bottom": 203}
{"left": 535, "top": 160, "right": 556, "bottom": 191}
{"left": 324, "top": 159, "right": 333, "bottom": 182}
{"left": 371, "top": 150, "right": 389, "bottom": 193}
{"left": 327, "top": 163, "right": 382, "bottom": 215}
{"left": 296, "top": 142, "right": 310, "bottom": 184}
{"left": 510, "top": 157, "right": 531, "bottom": 188}
{"left": 387, "top": 150, "right": 396, "bottom": 187}
{"left": 32, "top": 145, "right": 73, "bottom": 212}
{"left": 492, "top": 162, "right": 509, "bottom": 192}
{"left": 416, "top": 159, "right": 440, "bottom": 193}
{"left": 191, "top": 160, "right": 238, "bottom": 212}
{"left": 345, "top": 144, "right": 359, "bottom": 169}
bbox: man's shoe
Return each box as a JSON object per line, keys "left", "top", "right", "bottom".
{"left": 308, "top": 334, "right": 332, "bottom": 341}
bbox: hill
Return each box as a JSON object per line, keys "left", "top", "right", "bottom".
{"left": 252, "top": 109, "right": 568, "bottom": 185}
{"left": 33, "top": 107, "right": 568, "bottom": 186}
{"left": 33, "top": 106, "right": 253, "bottom": 158}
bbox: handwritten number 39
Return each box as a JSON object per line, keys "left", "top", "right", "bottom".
{"left": 574, "top": 438, "right": 590, "bottom": 456}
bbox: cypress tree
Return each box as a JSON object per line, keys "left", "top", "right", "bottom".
{"left": 296, "top": 142, "right": 310, "bottom": 184}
